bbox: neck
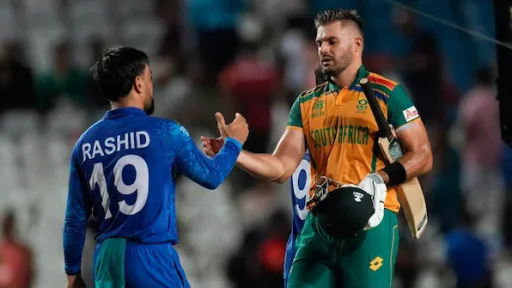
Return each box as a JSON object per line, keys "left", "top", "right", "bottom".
{"left": 331, "top": 60, "right": 362, "bottom": 88}
{"left": 111, "top": 94, "right": 143, "bottom": 111}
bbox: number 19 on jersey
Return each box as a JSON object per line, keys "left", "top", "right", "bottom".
{"left": 89, "top": 154, "right": 150, "bottom": 219}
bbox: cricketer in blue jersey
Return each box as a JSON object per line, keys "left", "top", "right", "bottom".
{"left": 284, "top": 151, "right": 312, "bottom": 287}
{"left": 63, "top": 46, "right": 249, "bottom": 288}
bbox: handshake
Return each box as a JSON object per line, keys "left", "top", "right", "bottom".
{"left": 200, "top": 112, "right": 249, "bottom": 156}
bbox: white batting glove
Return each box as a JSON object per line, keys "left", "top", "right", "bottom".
{"left": 358, "top": 173, "right": 387, "bottom": 230}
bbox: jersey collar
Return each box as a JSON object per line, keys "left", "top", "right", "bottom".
{"left": 104, "top": 107, "right": 147, "bottom": 119}
{"left": 327, "top": 65, "right": 368, "bottom": 93}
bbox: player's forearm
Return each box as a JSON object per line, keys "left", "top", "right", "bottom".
{"left": 200, "top": 137, "right": 242, "bottom": 189}
{"left": 377, "top": 148, "right": 432, "bottom": 186}
{"left": 397, "top": 144, "right": 433, "bottom": 180}
{"left": 180, "top": 137, "right": 242, "bottom": 189}
{"left": 63, "top": 216, "right": 86, "bottom": 275}
{"left": 63, "top": 165, "right": 90, "bottom": 275}
{"left": 236, "top": 150, "right": 288, "bottom": 183}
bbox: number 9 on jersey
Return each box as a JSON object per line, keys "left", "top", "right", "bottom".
{"left": 292, "top": 157, "right": 312, "bottom": 220}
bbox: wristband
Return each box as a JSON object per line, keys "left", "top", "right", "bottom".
{"left": 381, "top": 162, "right": 407, "bottom": 187}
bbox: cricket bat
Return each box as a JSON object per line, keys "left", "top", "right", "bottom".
{"left": 360, "top": 78, "right": 428, "bottom": 239}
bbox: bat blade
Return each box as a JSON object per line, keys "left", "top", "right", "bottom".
{"left": 360, "top": 77, "right": 428, "bottom": 239}
{"left": 397, "top": 179, "right": 428, "bottom": 238}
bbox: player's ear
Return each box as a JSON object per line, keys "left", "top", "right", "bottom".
{"left": 133, "top": 75, "right": 144, "bottom": 94}
{"left": 354, "top": 37, "right": 363, "bottom": 53}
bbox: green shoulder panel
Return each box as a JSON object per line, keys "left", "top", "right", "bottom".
{"left": 288, "top": 82, "right": 328, "bottom": 128}
{"left": 287, "top": 96, "right": 303, "bottom": 128}
{"left": 387, "top": 84, "right": 419, "bottom": 128}
{"left": 299, "top": 82, "right": 328, "bottom": 103}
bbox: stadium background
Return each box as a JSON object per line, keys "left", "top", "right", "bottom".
{"left": 0, "top": 0, "right": 510, "bottom": 287}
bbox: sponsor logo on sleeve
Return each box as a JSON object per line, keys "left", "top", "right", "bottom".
{"left": 402, "top": 106, "right": 419, "bottom": 122}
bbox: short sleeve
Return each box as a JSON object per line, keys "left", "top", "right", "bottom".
{"left": 287, "top": 96, "right": 303, "bottom": 129}
{"left": 387, "top": 84, "right": 420, "bottom": 129}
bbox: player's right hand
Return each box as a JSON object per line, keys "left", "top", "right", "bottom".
{"left": 201, "top": 136, "right": 224, "bottom": 157}
{"left": 215, "top": 112, "right": 249, "bottom": 145}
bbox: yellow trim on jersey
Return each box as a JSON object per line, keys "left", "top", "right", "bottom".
{"left": 286, "top": 126, "right": 303, "bottom": 131}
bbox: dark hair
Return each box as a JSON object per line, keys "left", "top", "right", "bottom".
{"left": 90, "top": 46, "right": 149, "bottom": 102}
{"left": 474, "top": 66, "right": 493, "bottom": 86}
{"left": 314, "top": 9, "right": 364, "bottom": 33}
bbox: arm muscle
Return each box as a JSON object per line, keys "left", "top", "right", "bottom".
{"left": 395, "top": 120, "right": 433, "bottom": 179}
{"left": 237, "top": 128, "right": 305, "bottom": 183}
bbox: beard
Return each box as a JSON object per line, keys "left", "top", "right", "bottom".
{"left": 144, "top": 98, "right": 155, "bottom": 115}
{"left": 321, "top": 49, "right": 353, "bottom": 77}
{"left": 315, "top": 67, "right": 326, "bottom": 85}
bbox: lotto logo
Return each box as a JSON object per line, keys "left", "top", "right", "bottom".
{"left": 402, "top": 106, "right": 419, "bottom": 122}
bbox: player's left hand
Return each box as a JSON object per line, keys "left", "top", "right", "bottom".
{"left": 358, "top": 173, "right": 387, "bottom": 230}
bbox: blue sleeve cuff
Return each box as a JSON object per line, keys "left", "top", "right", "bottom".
{"left": 224, "top": 137, "right": 242, "bottom": 151}
{"left": 65, "top": 265, "right": 80, "bottom": 275}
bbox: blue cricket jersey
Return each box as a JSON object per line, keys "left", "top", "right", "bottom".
{"left": 284, "top": 151, "right": 312, "bottom": 281}
{"left": 63, "top": 107, "right": 242, "bottom": 275}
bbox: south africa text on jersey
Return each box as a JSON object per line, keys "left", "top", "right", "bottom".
{"left": 82, "top": 131, "right": 151, "bottom": 161}
{"left": 309, "top": 125, "right": 370, "bottom": 148}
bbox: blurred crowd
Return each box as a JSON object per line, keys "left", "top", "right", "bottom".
{"left": 0, "top": 0, "right": 510, "bottom": 287}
